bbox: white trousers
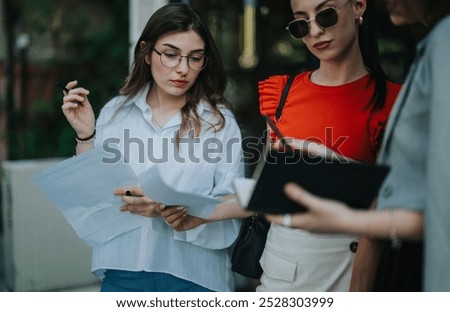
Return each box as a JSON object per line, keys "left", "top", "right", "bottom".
{"left": 256, "top": 224, "right": 358, "bottom": 292}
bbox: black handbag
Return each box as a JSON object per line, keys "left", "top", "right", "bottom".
{"left": 231, "top": 74, "right": 296, "bottom": 279}
{"left": 231, "top": 214, "right": 270, "bottom": 279}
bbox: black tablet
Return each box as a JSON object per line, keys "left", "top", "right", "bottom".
{"left": 246, "top": 150, "right": 390, "bottom": 214}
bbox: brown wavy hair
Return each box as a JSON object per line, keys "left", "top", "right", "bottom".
{"left": 119, "top": 3, "right": 228, "bottom": 140}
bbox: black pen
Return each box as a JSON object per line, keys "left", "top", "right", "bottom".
{"left": 56, "top": 81, "right": 69, "bottom": 93}
{"left": 57, "top": 81, "right": 83, "bottom": 106}
{"left": 125, "top": 190, "right": 143, "bottom": 198}
{"left": 124, "top": 191, "right": 187, "bottom": 208}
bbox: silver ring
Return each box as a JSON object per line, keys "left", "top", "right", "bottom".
{"left": 282, "top": 213, "right": 292, "bottom": 227}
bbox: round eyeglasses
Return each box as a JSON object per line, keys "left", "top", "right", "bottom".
{"left": 286, "top": 6, "right": 344, "bottom": 39}
{"left": 153, "top": 48, "right": 208, "bottom": 71}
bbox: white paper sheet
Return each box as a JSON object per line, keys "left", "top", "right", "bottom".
{"left": 32, "top": 148, "right": 219, "bottom": 246}
{"left": 232, "top": 177, "right": 256, "bottom": 209}
{"left": 139, "top": 167, "right": 219, "bottom": 219}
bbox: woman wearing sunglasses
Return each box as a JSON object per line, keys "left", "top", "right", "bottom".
{"left": 257, "top": 0, "right": 402, "bottom": 291}
{"left": 267, "top": 0, "right": 450, "bottom": 291}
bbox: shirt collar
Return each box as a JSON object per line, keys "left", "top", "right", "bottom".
{"left": 124, "top": 82, "right": 151, "bottom": 111}
{"left": 196, "top": 99, "right": 215, "bottom": 115}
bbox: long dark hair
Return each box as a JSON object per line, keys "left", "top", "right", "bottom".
{"left": 359, "top": 1, "right": 389, "bottom": 111}
{"left": 120, "top": 3, "right": 228, "bottom": 138}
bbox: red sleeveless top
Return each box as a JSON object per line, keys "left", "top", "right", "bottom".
{"left": 259, "top": 72, "right": 402, "bottom": 163}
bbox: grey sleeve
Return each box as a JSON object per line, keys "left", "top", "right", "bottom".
{"left": 424, "top": 17, "right": 450, "bottom": 291}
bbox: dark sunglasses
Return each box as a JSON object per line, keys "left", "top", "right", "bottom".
{"left": 286, "top": 7, "right": 341, "bottom": 39}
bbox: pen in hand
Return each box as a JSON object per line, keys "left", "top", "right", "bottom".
{"left": 56, "top": 81, "right": 69, "bottom": 94}
{"left": 125, "top": 190, "right": 143, "bottom": 198}
{"left": 57, "top": 81, "right": 83, "bottom": 106}
{"left": 123, "top": 190, "right": 188, "bottom": 210}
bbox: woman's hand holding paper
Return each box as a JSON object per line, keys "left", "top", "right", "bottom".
{"left": 115, "top": 187, "right": 164, "bottom": 218}
{"left": 160, "top": 208, "right": 208, "bottom": 232}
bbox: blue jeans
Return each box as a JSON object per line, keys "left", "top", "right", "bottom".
{"left": 101, "top": 270, "right": 213, "bottom": 292}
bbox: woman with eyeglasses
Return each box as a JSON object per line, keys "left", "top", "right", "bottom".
{"left": 256, "top": 0, "right": 402, "bottom": 291}
{"left": 60, "top": 3, "right": 244, "bottom": 292}
{"left": 266, "top": 0, "right": 450, "bottom": 291}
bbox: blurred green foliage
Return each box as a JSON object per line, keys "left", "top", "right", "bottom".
{"left": 8, "top": 0, "right": 129, "bottom": 159}
{"left": 6, "top": 0, "right": 411, "bottom": 160}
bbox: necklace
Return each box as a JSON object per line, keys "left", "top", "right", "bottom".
{"left": 152, "top": 117, "right": 163, "bottom": 129}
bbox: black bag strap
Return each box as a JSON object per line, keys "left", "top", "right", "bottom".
{"left": 275, "top": 74, "right": 296, "bottom": 122}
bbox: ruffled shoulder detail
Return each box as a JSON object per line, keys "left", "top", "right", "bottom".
{"left": 258, "top": 75, "right": 291, "bottom": 117}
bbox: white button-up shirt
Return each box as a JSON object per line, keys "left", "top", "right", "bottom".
{"left": 91, "top": 83, "right": 244, "bottom": 291}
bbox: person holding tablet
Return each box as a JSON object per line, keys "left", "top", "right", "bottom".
{"left": 267, "top": 0, "right": 450, "bottom": 292}
{"left": 256, "top": 0, "right": 401, "bottom": 291}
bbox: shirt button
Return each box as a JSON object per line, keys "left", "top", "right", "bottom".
{"left": 350, "top": 241, "right": 358, "bottom": 253}
{"left": 382, "top": 186, "right": 393, "bottom": 198}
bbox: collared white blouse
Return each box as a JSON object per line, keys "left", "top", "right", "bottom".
{"left": 91, "top": 83, "right": 244, "bottom": 291}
